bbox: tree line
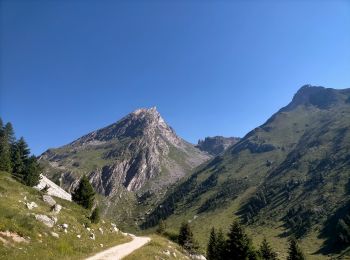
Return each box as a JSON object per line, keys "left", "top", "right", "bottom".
{"left": 158, "top": 218, "right": 306, "bottom": 260}
{"left": 0, "top": 118, "right": 41, "bottom": 186}
{"left": 206, "top": 221, "right": 305, "bottom": 260}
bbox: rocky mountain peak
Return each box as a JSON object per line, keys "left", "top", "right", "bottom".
{"left": 283, "top": 84, "right": 339, "bottom": 111}
{"left": 41, "top": 107, "right": 210, "bottom": 195}
{"left": 70, "top": 107, "right": 180, "bottom": 147}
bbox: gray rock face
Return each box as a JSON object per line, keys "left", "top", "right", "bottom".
{"left": 40, "top": 107, "right": 210, "bottom": 196}
{"left": 35, "top": 214, "right": 56, "bottom": 228}
{"left": 42, "top": 195, "right": 56, "bottom": 207}
{"left": 196, "top": 136, "right": 240, "bottom": 156}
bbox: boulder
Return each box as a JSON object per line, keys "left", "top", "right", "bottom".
{"left": 50, "top": 232, "right": 59, "bottom": 238}
{"left": 89, "top": 233, "right": 95, "bottom": 240}
{"left": 98, "top": 227, "right": 104, "bottom": 234}
{"left": 77, "top": 234, "right": 81, "bottom": 239}
{"left": 62, "top": 223, "right": 68, "bottom": 229}
{"left": 42, "top": 195, "right": 56, "bottom": 207}
{"left": 26, "top": 202, "right": 38, "bottom": 210}
{"left": 52, "top": 204, "right": 62, "bottom": 214}
{"left": 35, "top": 214, "right": 55, "bottom": 228}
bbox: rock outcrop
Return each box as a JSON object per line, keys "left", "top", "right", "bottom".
{"left": 196, "top": 136, "right": 240, "bottom": 156}
{"left": 40, "top": 107, "right": 210, "bottom": 197}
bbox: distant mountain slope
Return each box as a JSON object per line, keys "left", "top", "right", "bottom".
{"left": 142, "top": 85, "right": 350, "bottom": 258}
{"left": 39, "top": 107, "right": 210, "bottom": 224}
{"left": 196, "top": 136, "right": 240, "bottom": 156}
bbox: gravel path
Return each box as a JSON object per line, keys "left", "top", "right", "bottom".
{"left": 85, "top": 234, "right": 151, "bottom": 260}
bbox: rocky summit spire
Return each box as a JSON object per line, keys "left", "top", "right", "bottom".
{"left": 40, "top": 107, "right": 210, "bottom": 196}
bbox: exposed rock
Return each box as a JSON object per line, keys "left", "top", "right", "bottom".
{"left": 196, "top": 136, "right": 240, "bottom": 156}
{"left": 40, "top": 107, "right": 210, "bottom": 197}
{"left": 26, "top": 201, "right": 38, "bottom": 210}
{"left": 62, "top": 223, "right": 68, "bottom": 229}
{"left": 89, "top": 233, "right": 95, "bottom": 240}
{"left": 50, "top": 232, "right": 59, "bottom": 238}
{"left": 0, "top": 231, "right": 29, "bottom": 244}
{"left": 163, "top": 250, "right": 170, "bottom": 256}
{"left": 34, "top": 174, "right": 72, "bottom": 201}
{"left": 42, "top": 195, "right": 56, "bottom": 206}
{"left": 77, "top": 234, "right": 81, "bottom": 239}
{"left": 52, "top": 204, "right": 62, "bottom": 214}
{"left": 191, "top": 255, "right": 207, "bottom": 260}
{"left": 35, "top": 214, "right": 55, "bottom": 228}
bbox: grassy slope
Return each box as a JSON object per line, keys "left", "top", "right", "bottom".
{"left": 142, "top": 89, "right": 350, "bottom": 259}
{"left": 124, "top": 234, "right": 190, "bottom": 260}
{"left": 0, "top": 171, "right": 131, "bottom": 260}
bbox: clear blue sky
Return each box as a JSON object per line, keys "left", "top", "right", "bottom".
{"left": 1, "top": 0, "right": 350, "bottom": 155}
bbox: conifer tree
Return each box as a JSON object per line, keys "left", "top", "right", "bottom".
{"left": 23, "top": 155, "right": 41, "bottom": 186}
{"left": 178, "top": 222, "right": 198, "bottom": 254}
{"left": 287, "top": 238, "right": 305, "bottom": 260}
{"left": 90, "top": 207, "right": 100, "bottom": 224}
{"left": 216, "top": 229, "right": 226, "bottom": 260}
{"left": 72, "top": 175, "right": 95, "bottom": 209}
{"left": 207, "top": 227, "right": 218, "bottom": 260}
{"left": 259, "top": 238, "right": 278, "bottom": 260}
{"left": 0, "top": 120, "right": 12, "bottom": 172}
{"left": 226, "top": 220, "right": 255, "bottom": 260}
{"left": 4, "top": 123, "right": 15, "bottom": 145}
{"left": 157, "top": 219, "right": 166, "bottom": 234}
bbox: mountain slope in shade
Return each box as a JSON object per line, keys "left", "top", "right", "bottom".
{"left": 142, "top": 85, "right": 350, "bottom": 258}
{"left": 40, "top": 107, "right": 210, "bottom": 198}
{"left": 196, "top": 136, "right": 240, "bottom": 156}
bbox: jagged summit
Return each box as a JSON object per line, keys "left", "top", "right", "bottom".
{"left": 40, "top": 107, "right": 210, "bottom": 196}
{"left": 70, "top": 107, "right": 180, "bottom": 147}
{"left": 282, "top": 84, "right": 347, "bottom": 111}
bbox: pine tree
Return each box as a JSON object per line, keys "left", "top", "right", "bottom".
{"left": 259, "top": 238, "right": 278, "bottom": 260}
{"left": 23, "top": 155, "right": 41, "bottom": 186}
{"left": 11, "top": 144, "right": 25, "bottom": 175}
{"left": 178, "top": 222, "right": 198, "bottom": 254}
{"left": 226, "top": 220, "right": 255, "bottom": 260}
{"left": 72, "top": 175, "right": 95, "bottom": 209}
{"left": 287, "top": 238, "right": 305, "bottom": 260}
{"left": 0, "top": 120, "right": 12, "bottom": 172}
{"left": 157, "top": 219, "right": 166, "bottom": 234}
{"left": 90, "top": 207, "right": 100, "bottom": 224}
{"left": 216, "top": 229, "right": 226, "bottom": 260}
{"left": 207, "top": 227, "right": 218, "bottom": 260}
{"left": 4, "top": 123, "right": 15, "bottom": 145}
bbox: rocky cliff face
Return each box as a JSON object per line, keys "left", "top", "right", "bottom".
{"left": 196, "top": 136, "right": 240, "bottom": 156}
{"left": 40, "top": 107, "right": 210, "bottom": 197}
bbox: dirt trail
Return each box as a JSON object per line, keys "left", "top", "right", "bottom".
{"left": 85, "top": 235, "right": 150, "bottom": 260}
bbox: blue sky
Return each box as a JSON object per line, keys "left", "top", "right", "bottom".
{"left": 1, "top": 0, "right": 350, "bottom": 155}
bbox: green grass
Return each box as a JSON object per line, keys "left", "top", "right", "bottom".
{"left": 124, "top": 234, "right": 190, "bottom": 260}
{"left": 0, "top": 171, "right": 131, "bottom": 260}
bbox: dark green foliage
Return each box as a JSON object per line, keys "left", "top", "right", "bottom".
{"left": 259, "top": 238, "right": 278, "bottom": 260}
{"left": 226, "top": 220, "right": 255, "bottom": 260}
{"left": 287, "top": 238, "right": 305, "bottom": 260}
{"left": 0, "top": 120, "right": 12, "bottom": 172}
{"left": 22, "top": 155, "right": 41, "bottom": 186}
{"left": 90, "top": 207, "right": 100, "bottom": 224}
{"left": 72, "top": 175, "right": 95, "bottom": 209}
{"left": 0, "top": 119, "right": 41, "bottom": 187}
{"left": 216, "top": 229, "right": 227, "bottom": 260}
{"left": 178, "top": 222, "right": 198, "bottom": 254}
{"left": 198, "top": 179, "right": 248, "bottom": 214}
{"left": 207, "top": 228, "right": 217, "bottom": 260}
{"left": 157, "top": 219, "right": 166, "bottom": 234}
